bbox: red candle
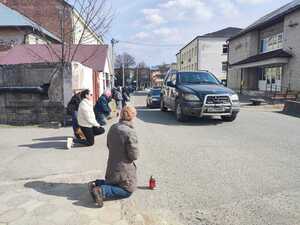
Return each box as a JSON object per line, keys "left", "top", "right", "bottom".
{"left": 149, "top": 176, "right": 156, "bottom": 189}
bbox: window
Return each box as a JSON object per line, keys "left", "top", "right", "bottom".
{"left": 222, "top": 62, "right": 228, "bottom": 72}
{"left": 260, "top": 33, "right": 283, "bottom": 53}
{"left": 222, "top": 44, "right": 228, "bottom": 54}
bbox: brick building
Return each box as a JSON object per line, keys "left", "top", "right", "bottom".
{"left": 0, "top": 0, "right": 102, "bottom": 44}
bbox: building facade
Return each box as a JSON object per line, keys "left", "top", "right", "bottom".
{"left": 176, "top": 27, "right": 242, "bottom": 81}
{"left": 0, "top": 0, "right": 103, "bottom": 45}
{"left": 0, "top": 3, "right": 61, "bottom": 45}
{"left": 228, "top": 1, "right": 300, "bottom": 94}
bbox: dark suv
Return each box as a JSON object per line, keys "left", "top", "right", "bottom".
{"left": 160, "top": 70, "right": 240, "bottom": 122}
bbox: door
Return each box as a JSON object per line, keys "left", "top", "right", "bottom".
{"left": 259, "top": 67, "right": 282, "bottom": 92}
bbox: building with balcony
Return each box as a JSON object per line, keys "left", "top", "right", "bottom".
{"left": 228, "top": 0, "right": 300, "bottom": 95}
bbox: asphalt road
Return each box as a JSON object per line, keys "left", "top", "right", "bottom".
{"left": 128, "top": 92, "right": 300, "bottom": 225}
{"left": 0, "top": 93, "right": 299, "bottom": 225}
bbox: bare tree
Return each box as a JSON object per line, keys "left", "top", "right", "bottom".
{"left": 137, "top": 61, "right": 147, "bottom": 68}
{"left": 30, "top": 0, "right": 113, "bottom": 96}
{"left": 115, "top": 52, "right": 136, "bottom": 69}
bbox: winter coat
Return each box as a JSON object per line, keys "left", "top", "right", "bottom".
{"left": 77, "top": 99, "right": 100, "bottom": 128}
{"left": 67, "top": 94, "right": 81, "bottom": 115}
{"left": 94, "top": 95, "right": 111, "bottom": 117}
{"left": 105, "top": 121, "right": 139, "bottom": 193}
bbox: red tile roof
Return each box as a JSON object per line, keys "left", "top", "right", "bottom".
{"left": 0, "top": 44, "right": 109, "bottom": 72}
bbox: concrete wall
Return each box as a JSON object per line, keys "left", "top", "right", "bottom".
{"left": 228, "top": 30, "right": 259, "bottom": 90}
{"left": 260, "top": 22, "right": 284, "bottom": 39}
{"left": 179, "top": 38, "right": 198, "bottom": 71}
{"left": 198, "top": 38, "right": 228, "bottom": 80}
{"left": 283, "top": 10, "right": 300, "bottom": 91}
{"left": 0, "top": 63, "right": 71, "bottom": 125}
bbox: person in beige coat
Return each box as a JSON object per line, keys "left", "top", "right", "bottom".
{"left": 67, "top": 89, "right": 105, "bottom": 149}
{"left": 88, "top": 105, "right": 139, "bottom": 207}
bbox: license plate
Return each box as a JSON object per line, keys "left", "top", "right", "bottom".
{"left": 207, "top": 107, "right": 225, "bottom": 113}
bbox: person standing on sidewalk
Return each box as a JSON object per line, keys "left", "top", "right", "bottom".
{"left": 113, "top": 87, "right": 123, "bottom": 117}
{"left": 88, "top": 105, "right": 139, "bottom": 207}
{"left": 67, "top": 89, "right": 105, "bottom": 149}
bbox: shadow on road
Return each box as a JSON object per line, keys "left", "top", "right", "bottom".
{"left": 136, "top": 106, "right": 223, "bottom": 126}
{"left": 19, "top": 136, "right": 69, "bottom": 150}
{"left": 25, "top": 181, "right": 99, "bottom": 208}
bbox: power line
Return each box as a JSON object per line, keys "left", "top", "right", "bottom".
{"left": 117, "top": 40, "right": 184, "bottom": 48}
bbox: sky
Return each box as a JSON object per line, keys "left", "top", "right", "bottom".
{"left": 104, "top": 0, "right": 293, "bottom": 66}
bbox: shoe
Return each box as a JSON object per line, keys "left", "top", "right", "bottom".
{"left": 92, "top": 186, "right": 104, "bottom": 207}
{"left": 88, "top": 181, "right": 96, "bottom": 201}
{"left": 66, "top": 137, "right": 73, "bottom": 150}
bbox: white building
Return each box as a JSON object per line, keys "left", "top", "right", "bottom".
{"left": 176, "top": 27, "right": 242, "bottom": 81}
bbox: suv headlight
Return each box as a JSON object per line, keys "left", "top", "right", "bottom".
{"left": 183, "top": 93, "right": 199, "bottom": 101}
{"left": 230, "top": 94, "right": 239, "bottom": 101}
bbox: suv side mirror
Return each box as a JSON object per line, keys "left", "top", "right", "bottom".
{"left": 167, "top": 81, "right": 175, "bottom": 87}
{"left": 221, "top": 80, "right": 227, "bottom": 86}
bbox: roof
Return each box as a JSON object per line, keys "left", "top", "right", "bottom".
{"left": 230, "top": 49, "right": 292, "bottom": 67}
{"left": 0, "top": 44, "right": 109, "bottom": 72}
{"left": 0, "top": 3, "right": 61, "bottom": 43}
{"left": 229, "top": 0, "right": 300, "bottom": 41}
{"left": 199, "top": 27, "right": 242, "bottom": 38}
{"left": 179, "top": 27, "right": 242, "bottom": 51}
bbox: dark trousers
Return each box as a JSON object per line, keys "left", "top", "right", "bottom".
{"left": 72, "top": 111, "right": 80, "bottom": 138}
{"left": 77, "top": 126, "right": 105, "bottom": 146}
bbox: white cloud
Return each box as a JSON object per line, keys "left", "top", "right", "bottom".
{"left": 134, "top": 32, "right": 149, "bottom": 39}
{"left": 213, "top": 0, "right": 240, "bottom": 17}
{"left": 236, "top": 0, "right": 271, "bottom": 4}
{"left": 142, "top": 8, "right": 166, "bottom": 26}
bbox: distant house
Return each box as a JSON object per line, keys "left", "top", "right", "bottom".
{"left": 176, "top": 27, "right": 242, "bottom": 81}
{"left": 0, "top": 3, "right": 61, "bottom": 45}
{"left": 228, "top": 0, "right": 300, "bottom": 95}
{"left": 0, "top": 0, "right": 103, "bottom": 45}
{"left": 0, "top": 44, "right": 112, "bottom": 125}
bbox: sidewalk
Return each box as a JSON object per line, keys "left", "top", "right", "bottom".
{"left": 0, "top": 117, "right": 181, "bottom": 225}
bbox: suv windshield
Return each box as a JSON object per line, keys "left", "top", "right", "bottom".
{"left": 178, "top": 72, "right": 220, "bottom": 85}
{"left": 150, "top": 89, "right": 161, "bottom": 96}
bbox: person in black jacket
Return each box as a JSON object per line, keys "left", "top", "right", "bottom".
{"left": 67, "top": 91, "right": 82, "bottom": 139}
{"left": 94, "top": 90, "right": 112, "bottom": 126}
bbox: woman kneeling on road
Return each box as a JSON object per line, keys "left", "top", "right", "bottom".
{"left": 88, "top": 105, "right": 139, "bottom": 207}
{"left": 67, "top": 89, "right": 105, "bottom": 149}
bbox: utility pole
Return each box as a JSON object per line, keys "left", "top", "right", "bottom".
{"left": 111, "top": 38, "right": 119, "bottom": 88}
{"left": 122, "top": 59, "right": 125, "bottom": 87}
{"left": 136, "top": 66, "right": 139, "bottom": 91}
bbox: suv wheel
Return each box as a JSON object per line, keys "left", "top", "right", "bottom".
{"left": 221, "top": 113, "right": 237, "bottom": 122}
{"left": 176, "top": 103, "right": 188, "bottom": 122}
{"left": 160, "top": 98, "right": 167, "bottom": 112}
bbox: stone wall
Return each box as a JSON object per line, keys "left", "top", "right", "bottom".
{"left": 0, "top": 63, "right": 71, "bottom": 125}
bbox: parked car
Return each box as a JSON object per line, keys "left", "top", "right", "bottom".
{"left": 146, "top": 88, "right": 161, "bottom": 108}
{"left": 160, "top": 70, "right": 240, "bottom": 122}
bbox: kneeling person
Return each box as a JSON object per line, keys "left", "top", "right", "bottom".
{"left": 88, "top": 106, "right": 139, "bottom": 207}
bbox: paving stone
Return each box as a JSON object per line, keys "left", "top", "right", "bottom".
{"left": 6, "top": 195, "right": 32, "bottom": 207}
{"left": 98, "top": 207, "right": 122, "bottom": 224}
{"left": 0, "top": 208, "right": 26, "bottom": 223}
{"left": 113, "top": 219, "right": 129, "bottom": 225}
{"left": 89, "top": 220, "right": 110, "bottom": 225}
{"left": 33, "top": 203, "right": 57, "bottom": 217}
{"left": 19, "top": 199, "right": 44, "bottom": 212}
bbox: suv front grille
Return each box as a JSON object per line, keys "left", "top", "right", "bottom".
{"left": 205, "top": 95, "right": 230, "bottom": 105}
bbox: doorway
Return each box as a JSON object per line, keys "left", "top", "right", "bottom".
{"left": 258, "top": 66, "right": 282, "bottom": 92}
